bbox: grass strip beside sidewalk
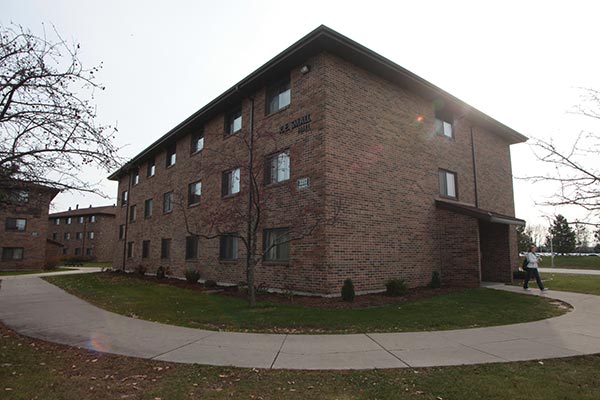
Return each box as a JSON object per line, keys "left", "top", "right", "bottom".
{"left": 45, "top": 272, "right": 565, "bottom": 334}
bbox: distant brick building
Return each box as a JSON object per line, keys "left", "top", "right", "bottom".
{"left": 108, "top": 26, "right": 525, "bottom": 295}
{"left": 48, "top": 205, "right": 116, "bottom": 262}
{"left": 1, "top": 183, "right": 60, "bottom": 271}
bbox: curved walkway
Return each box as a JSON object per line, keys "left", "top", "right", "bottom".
{"left": 1, "top": 276, "right": 600, "bottom": 370}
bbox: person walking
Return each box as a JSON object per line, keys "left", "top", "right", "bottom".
{"left": 523, "top": 245, "right": 548, "bottom": 292}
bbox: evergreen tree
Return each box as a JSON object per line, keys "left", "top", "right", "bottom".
{"left": 546, "top": 215, "right": 576, "bottom": 254}
{"left": 517, "top": 225, "right": 534, "bottom": 252}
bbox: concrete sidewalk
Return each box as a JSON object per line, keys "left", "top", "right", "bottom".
{"left": 1, "top": 277, "right": 600, "bottom": 370}
{"left": 0, "top": 267, "right": 103, "bottom": 279}
{"left": 539, "top": 268, "right": 600, "bottom": 276}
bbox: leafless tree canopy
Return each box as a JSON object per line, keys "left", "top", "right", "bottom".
{"left": 530, "top": 88, "right": 600, "bottom": 227}
{"left": 0, "top": 23, "right": 119, "bottom": 194}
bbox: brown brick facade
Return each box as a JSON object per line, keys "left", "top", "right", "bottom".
{"left": 48, "top": 206, "right": 117, "bottom": 262}
{"left": 1, "top": 185, "right": 59, "bottom": 271}
{"left": 110, "top": 27, "right": 524, "bottom": 295}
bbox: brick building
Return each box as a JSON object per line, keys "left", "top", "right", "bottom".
{"left": 109, "top": 26, "right": 526, "bottom": 295}
{"left": 1, "top": 183, "right": 60, "bottom": 271}
{"left": 48, "top": 205, "right": 117, "bottom": 262}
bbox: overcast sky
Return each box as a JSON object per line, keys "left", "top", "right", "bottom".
{"left": 4, "top": 0, "right": 600, "bottom": 233}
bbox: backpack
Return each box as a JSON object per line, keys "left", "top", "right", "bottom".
{"left": 522, "top": 256, "right": 529, "bottom": 271}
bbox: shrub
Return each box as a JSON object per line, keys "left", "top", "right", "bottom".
{"left": 385, "top": 279, "right": 408, "bottom": 297}
{"left": 341, "top": 279, "right": 355, "bottom": 302}
{"left": 135, "top": 264, "right": 147, "bottom": 277}
{"left": 513, "top": 269, "right": 527, "bottom": 280}
{"left": 185, "top": 268, "right": 200, "bottom": 284}
{"left": 204, "top": 279, "right": 217, "bottom": 289}
{"left": 43, "top": 258, "right": 59, "bottom": 271}
{"left": 429, "top": 271, "right": 442, "bottom": 289}
{"left": 156, "top": 266, "right": 166, "bottom": 279}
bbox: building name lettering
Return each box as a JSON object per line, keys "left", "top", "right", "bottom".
{"left": 279, "top": 114, "right": 311, "bottom": 134}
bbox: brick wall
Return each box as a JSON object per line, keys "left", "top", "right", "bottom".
{"left": 111, "top": 50, "right": 521, "bottom": 295}
{"left": 48, "top": 210, "right": 116, "bottom": 262}
{"left": 1, "top": 187, "right": 57, "bottom": 271}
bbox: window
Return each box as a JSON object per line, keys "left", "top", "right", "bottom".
{"left": 188, "top": 181, "right": 202, "bottom": 205}
{"left": 225, "top": 106, "right": 242, "bottom": 135}
{"left": 2, "top": 247, "right": 24, "bottom": 261}
{"left": 222, "top": 168, "right": 240, "bottom": 197}
{"left": 88, "top": 231, "right": 95, "bottom": 240}
{"left": 265, "top": 151, "right": 290, "bottom": 184}
{"left": 76, "top": 232, "right": 83, "bottom": 240}
{"left": 191, "top": 130, "right": 204, "bottom": 153}
{"left": 144, "top": 199, "right": 153, "bottom": 218}
{"left": 132, "top": 169, "right": 140, "bottom": 185}
{"left": 64, "top": 232, "right": 71, "bottom": 240}
{"left": 62, "top": 248, "right": 68, "bottom": 255}
{"left": 86, "top": 248, "right": 93, "bottom": 257}
{"left": 121, "top": 190, "right": 128, "bottom": 206}
{"left": 266, "top": 77, "right": 291, "bottom": 115}
{"left": 142, "top": 240, "right": 150, "bottom": 258}
{"left": 147, "top": 158, "right": 156, "bottom": 177}
{"left": 219, "top": 234, "right": 238, "bottom": 261}
{"left": 129, "top": 205, "right": 136, "bottom": 223}
{"left": 119, "top": 224, "right": 125, "bottom": 240}
{"left": 89, "top": 215, "right": 96, "bottom": 223}
{"left": 78, "top": 216, "right": 84, "bottom": 224}
{"left": 75, "top": 248, "right": 81, "bottom": 256}
{"left": 5, "top": 218, "right": 27, "bottom": 231}
{"left": 435, "top": 111, "right": 454, "bottom": 138}
{"left": 52, "top": 233, "right": 57, "bottom": 241}
{"left": 54, "top": 218, "right": 60, "bottom": 225}
{"left": 439, "top": 169, "right": 458, "bottom": 199}
{"left": 127, "top": 242, "right": 134, "bottom": 258}
{"left": 9, "top": 190, "right": 29, "bottom": 204}
{"left": 163, "top": 191, "right": 174, "bottom": 213}
{"left": 66, "top": 217, "right": 72, "bottom": 225}
{"left": 185, "top": 236, "right": 199, "bottom": 260}
{"left": 166, "top": 144, "right": 176, "bottom": 167}
{"left": 264, "top": 228, "right": 290, "bottom": 262}
{"left": 160, "top": 238, "right": 171, "bottom": 259}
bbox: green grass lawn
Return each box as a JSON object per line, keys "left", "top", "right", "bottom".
{"left": 0, "top": 267, "right": 76, "bottom": 276}
{"left": 538, "top": 255, "right": 600, "bottom": 270}
{"left": 45, "top": 273, "right": 566, "bottom": 334}
{"left": 1, "top": 322, "right": 599, "bottom": 400}
{"left": 539, "top": 273, "right": 600, "bottom": 296}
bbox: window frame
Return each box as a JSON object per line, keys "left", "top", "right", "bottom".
{"left": 264, "top": 150, "right": 290, "bottom": 185}
{"left": 225, "top": 106, "right": 242, "bottom": 135}
{"left": 191, "top": 130, "right": 205, "bottom": 154}
{"left": 144, "top": 198, "right": 153, "bottom": 218}
{"left": 127, "top": 241, "right": 134, "bottom": 258}
{"left": 142, "top": 240, "right": 150, "bottom": 259}
{"left": 438, "top": 169, "right": 458, "bottom": 200}
{"left": 119, "top": 224, "right": 125, "bottom": 240}
{"left": 263, "top": 228, "right": 290, "bottom": 263}
{"left": 132, "top": 169, "right": 140, "bottom": 185}
{"left": 147, "top": 158, "right": 156, "bottom": 177}
{"left": 5, "top": 218, "right": 27, "bottom": 232}
{"left": 88, "top": 231, "right": 95, "bottom": 240}
{"left": 221, "top": 168, "right": 241, "bottom": 197}
{"left": 219, "top": 234, "right": 239, "bottom": 261}
{"left": 2, "top": 247, "right": 24, "bottom": 261}
{"left": 185, "top": 235, "right": 199, "bottom": 260}
{"left": 121, "top": 190, "right": 128, "bottom": 207}
{"left": 166, "top": 144, "right": 177, "bottom": 168}
{"left": 160, "top": 238, "right": 171, "bottom": 259}
{"left": 163, "top": 191, "right": 174, "bottom": 214}
{"left": 188, "top": 181, "right": 202, "bottom": 206}
{"left": 265, "top": 76, "right": 291, "bottom": 115}
{"left": 129, "top": 204, "right": 136, "bottom": 223}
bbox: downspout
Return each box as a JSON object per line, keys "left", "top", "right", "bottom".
{"left": 246, "top": 96, "right": 256, "bottom": 306}
{"left": 121, "top": 168, "right": 132, "bottom": 271}
{"left": 470, "top": 126, "right": 479, "bottom": 208}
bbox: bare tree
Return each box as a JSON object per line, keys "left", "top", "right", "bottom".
{"left": 530, "top": 88, "right": 600, "bottom": 228}
{"left": 0, "top": 23, "right": 119, "bottom": 199}
{"left": 177, "top": 99, "right": 340, "bottom": 306}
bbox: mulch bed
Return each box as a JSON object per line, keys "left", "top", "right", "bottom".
{"left": 118, "top": 271, "right": 466, "bottom": 309}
